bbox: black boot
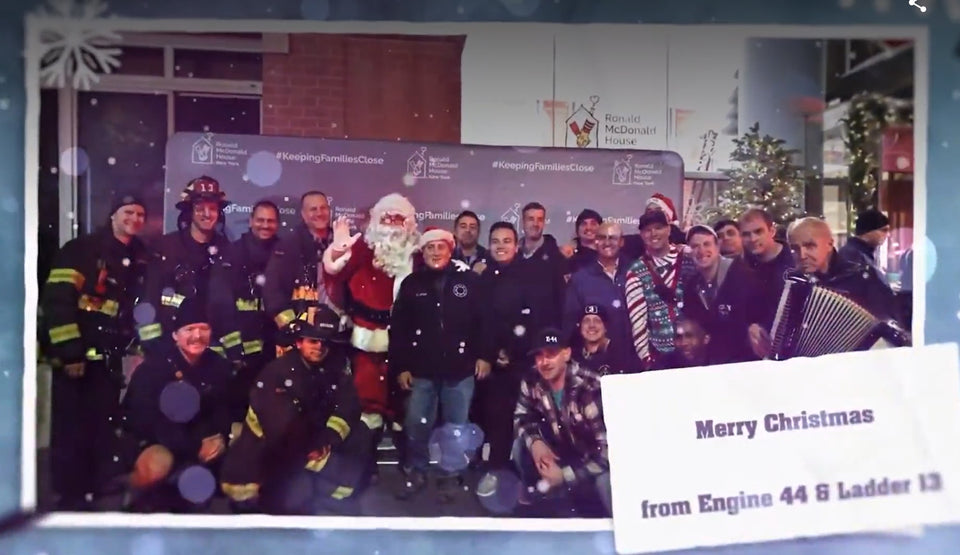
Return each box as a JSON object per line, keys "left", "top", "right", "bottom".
{"left": 394, "top": 468, "right": 428, "bottom": 501}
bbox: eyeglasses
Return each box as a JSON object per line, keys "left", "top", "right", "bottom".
{"left": 596, "top": 234, "right": 621, "bottom": 241}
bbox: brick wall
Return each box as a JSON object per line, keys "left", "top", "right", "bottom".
{"left": 262, "top": 34, "right": 465, "bottom": 143}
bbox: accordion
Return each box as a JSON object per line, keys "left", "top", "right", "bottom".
{"left": 769, "top": 277, "right": 911, "bottom": 360}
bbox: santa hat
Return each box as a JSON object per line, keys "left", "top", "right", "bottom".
{"left": 646, "top": 193, "right": 678, "bottom": 224}
{"left": 371, "top": 193, "right": 415, "bottom": 220}
{"left": 419, "top": 226, "right": 455, "bottom": 250}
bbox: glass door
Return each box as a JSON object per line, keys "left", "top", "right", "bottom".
{"left": 76, "top": 91, "right": 169, "bottom": 241}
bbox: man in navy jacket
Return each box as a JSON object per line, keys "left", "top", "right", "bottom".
{"left": 562, "top": 222, "right": 640, "bottom": 371}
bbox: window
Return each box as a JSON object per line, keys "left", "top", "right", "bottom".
{"left": 43, "top": 33, "right": 265, "bottom": 246}
{"left": 173, "top": 50, "right": 263, "bottom": 81}
{"left": 174, "top": 93, "right": 261, "bottom": 134}
{"left": 113, "top": 46, "right": 165, "bottom": 76}
{"left": 77, "top": 91, "right": 169, "bottom": 240}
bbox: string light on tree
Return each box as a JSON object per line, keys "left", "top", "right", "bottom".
{"left": 707, "top": 122, "right": 805, "bottom": 227}
{"left": 841, "top": 92, "right": 912, "bottom": 234}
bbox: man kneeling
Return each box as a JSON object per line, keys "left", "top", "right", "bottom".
{"left": 219, "top": 306, "right": 374, "bottom": 515}
{"left": 513, "top": 328, "right": 612, "bottom": 517}
{"left": 122, "top": 297, "right": 232, "bottom": 513}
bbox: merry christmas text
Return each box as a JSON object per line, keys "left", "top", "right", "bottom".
{"left": 695, "top": 408, "right": 875, "bottom": 440}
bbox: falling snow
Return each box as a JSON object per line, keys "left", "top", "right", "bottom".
{"left": 59, "top": 147, "right": 89, "bottom": 176}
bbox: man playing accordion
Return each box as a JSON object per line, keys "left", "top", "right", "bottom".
{"left": 748, "top": 217, "right": 910, "bottom": 360}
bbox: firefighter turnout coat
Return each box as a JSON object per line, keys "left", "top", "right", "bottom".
{"left": 137, "top": 228, "right": 230, "bottom": 355}
{"left": 219, "top": 348, "right": 371, "bottom": 512}
{"left": 41, "top": 228, "right": 149, "bottom": 367}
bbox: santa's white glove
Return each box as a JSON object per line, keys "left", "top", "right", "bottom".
{"left": 450, "top": 259, "right": 471, "bottom": 273}
{"left": 331, "top": 216, "right": 361, "bottom": 253}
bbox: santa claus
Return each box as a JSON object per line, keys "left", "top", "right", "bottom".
{"left": 322, "top": 193, "right": 420, "bottom": 425}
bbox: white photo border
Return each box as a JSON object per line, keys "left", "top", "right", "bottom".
{"left": 20, "top": 17, "right": 929, "bottom": 532}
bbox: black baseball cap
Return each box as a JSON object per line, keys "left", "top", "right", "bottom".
{"left": 637, "top": 210, "right": 669, "bottom": 230}
{"left": 581, "top": 304, "right": 609, "bottom": 325}
{"left": 527, "top": 327, "right": 569, "bottom": 355}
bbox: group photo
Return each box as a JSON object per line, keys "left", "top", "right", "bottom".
{"left": 30, "top": 21, "right": 921, "bottom": 521}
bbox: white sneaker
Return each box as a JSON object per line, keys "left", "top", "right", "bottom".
{"left": 476, "top": 472, "right": 499, "bottom": 498}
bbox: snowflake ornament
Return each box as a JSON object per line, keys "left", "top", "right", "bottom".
{"left": 34, "top": 0, "right": 122, "bottom": 90}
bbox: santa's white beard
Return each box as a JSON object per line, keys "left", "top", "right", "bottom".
{"left": 365, "top": 221, "right": 419, "bottom": 278}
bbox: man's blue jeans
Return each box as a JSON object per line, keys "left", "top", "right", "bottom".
{"left": 403, "top": 375, "right": 475, "bottom": 474}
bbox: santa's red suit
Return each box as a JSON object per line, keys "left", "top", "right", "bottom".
{"left": 321, "top": 194, "right": 418, "bottom": 422}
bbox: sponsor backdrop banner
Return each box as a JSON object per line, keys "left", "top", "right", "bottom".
{"left": 164, "top": 132, "right": 684, "bottom": 241}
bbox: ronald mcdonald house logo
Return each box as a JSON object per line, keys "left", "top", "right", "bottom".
{"left": 406, "top": 146, "right": 460, "bottom": 181}
{"left": 564, "top": 96, "right": 600, "bottom": 148}
{"left": 190, "top": 133, "right": 246, "bottom": 168}
{"left": 611, "top": 154, "right": 666, "bottom": 187}
{"left": 563, "top": 95, "right": 660, "bottom": 149}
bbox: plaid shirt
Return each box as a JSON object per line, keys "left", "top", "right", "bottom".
{"left": 514, "top": 361, "right": 608, "bottom": 488}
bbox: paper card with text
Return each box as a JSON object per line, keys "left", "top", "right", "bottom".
{"left": 602, "top": 343, "right": 960, "bottom": 554}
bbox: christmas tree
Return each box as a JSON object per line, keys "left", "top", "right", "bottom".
{"left": 708, "top": 122, "right": 806, "bottom": 227}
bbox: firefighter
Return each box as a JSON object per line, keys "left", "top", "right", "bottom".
{"left": 40, "top": 192, "right": 149, "bottom": 510}
{"left": 219, "top": 305, "right": 375, "bottom": 516}
{"left": 121, "top": 296, "right": 233, "bottom": 513}
{"left": 262, "top": 190, "right": 342, "bottom": 357}
{"left": 136, "top": 175, "right": 231, "bottom": 357}
{"left": 208, "top": 199, "right": 282, "bottom": 422}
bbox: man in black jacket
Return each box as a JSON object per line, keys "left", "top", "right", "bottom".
{"left": 516, "top": 202, "right": 568, "bottom": 332}
{"left": 749, "top": 218, "right": 907, "bottom": 359}
{"left": 452, "top": 210, "right": 488, "bottom": 269}
{"left": 739, "top": 208, "right": 794, "bottom": 331}
{"left": 389, "top": 227, "right": 495, "bottom": 502}
{"left": 682, "top": 225, "right": 761, "bottom": 364}
{"left": 566, "top": 209, "right": 602, "bottom": 274}
{"left": 262, "top": 191, "right": 338, "bottom": 356}
{"left": 40, "top": 192, "right": 148, "bottom": 510}
{"left": 788, "top": 218, "right": 901, "bottom": 321}
{"left": 136, "top": 176, "right": 231, "bottom": 356}
{"left": 219, "top": 306, "right": 373, "bottom": 515}
{"left": 472, "top": 221, "right": 534, "bottom": 499}
{"left": 122, "top": 297, "right": 233, "bottom": 513}
{"left": 838, "top": 208, "right": 890, "bottom": 282}
{"left": 208, "top": 200, "right": 282, "bottom": 421}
